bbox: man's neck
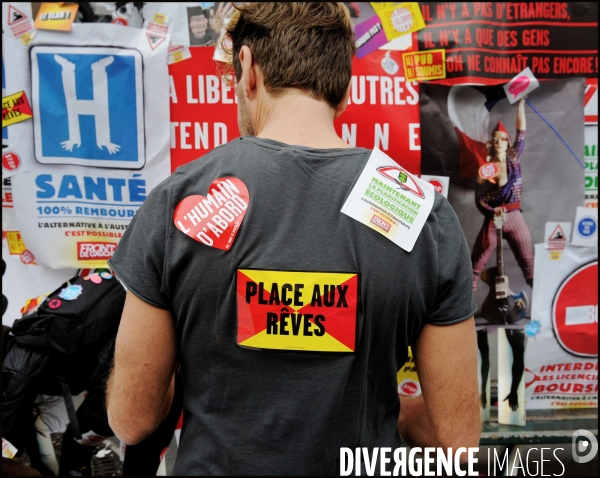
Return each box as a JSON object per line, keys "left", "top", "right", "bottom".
{"left": 255, "top": 90, "right": 352, "bottom": 149}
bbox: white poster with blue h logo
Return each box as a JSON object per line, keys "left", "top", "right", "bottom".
{"left": 32, "top": 46, "right": 145, "bottom": 169}
{"left": 2, "top": 14, "right": 170, "bottom": 269}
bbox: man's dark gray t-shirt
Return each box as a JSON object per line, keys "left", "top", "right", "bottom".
{"left": 109, "top": 137, "right": 476, "bottom": 475}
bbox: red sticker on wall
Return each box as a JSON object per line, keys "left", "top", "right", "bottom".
{"left": 479, "top": 163, "right": 500, "bottom": 180}
{"left": 173, "top": 177, "right": 249, "bottom": 250}
{"left": 2, "top": 151, "right": 21, "bottom": 171}
{"left": 552, "top": 261, "right": 598, "bottom": 357}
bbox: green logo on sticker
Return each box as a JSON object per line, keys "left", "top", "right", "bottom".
{"left": 398, "top": 171, "right": 408, "bottom": 183}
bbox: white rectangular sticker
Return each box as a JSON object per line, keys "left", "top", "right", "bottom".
{"left": 572, "top": 206, "right": 598, "bottom": 247}
{"left": 503, "top": 67, "right": 540, "bottom": 104}
{"left": 2, "top": 437, "right": 18, "bottom": 458}
{"left": 544, "top": 221, "right": 571, "bottom": 251}
{"left": 168, "top": 44, "right": 192, "bottom": 64}
{"left": 341, "top": 148, "right": 434, "bottom": 252}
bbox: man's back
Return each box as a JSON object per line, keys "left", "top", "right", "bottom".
{"left": 106, "top": 4, "right": 481, "bottom": 473}
{"left": 110, "top": 137, "right": 475, "bottom": 474}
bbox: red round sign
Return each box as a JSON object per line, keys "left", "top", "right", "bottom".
{"left": 552, "top": 261, "right": 598, "bottom": 357}
{"left": 48, "top": 299, "right": 62, "bottom": 310}
{"left": 428, "top": 179, "right": 443, "bottom": 194}
{"left": 478, "top": 163, "right": 499, "bottom": 180}
{"left": 2, "top": 152, "right": 21, "bottom": 171}
{"left": 400, "top": 380, "right": 419, "bottom": 396}
{"left": 20, "top": 250, "right": 35, "bottom": 265}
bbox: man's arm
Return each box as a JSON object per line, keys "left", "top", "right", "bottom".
{"left": 398, "top": 317, "right": 481, "bottom": 450}
{"left": 106, "top": 291, "right": 177, "bottom": 445}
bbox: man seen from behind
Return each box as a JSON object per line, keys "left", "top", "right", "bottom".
{"left": 107, "top": 3, "right": 481, "bottom": 475}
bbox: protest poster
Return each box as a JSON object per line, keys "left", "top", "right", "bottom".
{"left": 2, "top": 23, "right": 77, "bottom": 323}
{"left": 169, "top": 47, "right": 238, "bottom": 171}
{"left": 142, "top": 2, "right": 234, "bottom": 48}
{"left": 416, "top": 2, "right": 598, "bottom": 85}
{"left": 420, "top": 79, "right": 585, "bottom": 413}
{"left": 525, "top": 245, "right": 597, "bottom": 409}
{"left": 336, "top": 49, "right": 421, "bottom": 173}
{"left": 170, "top": 48, "right": 421, "bottom": 173}
{"left": 584, "top": 78, "right": 598, "bottom": 207}
{"left": 2, "top": 13, "right": 171, "bottom": 269}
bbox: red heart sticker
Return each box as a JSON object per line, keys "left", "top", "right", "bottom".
{"left": 173, "top": 177, "right": 249, "bottom": 251}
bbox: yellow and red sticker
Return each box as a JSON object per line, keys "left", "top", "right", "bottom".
{"left": 5, "top": 231, "right": 26, "bottom": 255}
{"left": 402, "top": 49, "right": 447, "bottom": 82}
{"left": 237, "top": 269, "right": 359, "bottom": 353}
{"left": 2, "top": 91, "right": 33, "bottom": 128}
{"left": 373, "top": 2, "right": 426, "bottom": 42}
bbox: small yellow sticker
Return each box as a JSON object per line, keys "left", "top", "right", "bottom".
{"left": 376, "top": 2, "right": 426, "bottom": 41}
{"left": 397, "top": 347, "right": 421, "bottom": 396}
{"left": 5, "top": 231, "right": 26, "bottom": 255}
{"left": 20, "top": 31, "right": 36, "bottom": 45}
{"left": 402, "top": 49, "right": 447, "bottom": 82}
{"left": 2, "top": 91, "right": 34, "bottom": 128}
{"left": 153, "top": 13, "right": 169, "bottom": 24}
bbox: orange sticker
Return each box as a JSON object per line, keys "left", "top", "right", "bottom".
{"left": 237, "top": 269, "right": 359, "bottom": 353}
{"left": 34, "top": 3, "right": 78, "bottom": 31}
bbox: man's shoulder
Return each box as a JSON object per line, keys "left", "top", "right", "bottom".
{"left": 174, "top": 138, "right": 247, "bottom": 176}
{"left": 427, "top": 191, "right": 463, "bottom": 234}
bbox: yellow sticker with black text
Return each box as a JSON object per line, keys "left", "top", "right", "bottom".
{"left": 237, "top": 269, "right": 359, "bottom": 352}
{"left": 5, "top": 231, "right": 26, "bottom": 255}
{"left": 34, "top": 2, "right": 78, "bottom": 31}
{"left": 2, "top": 91, "right": 33, "bottom": 128}
{"left": 377, "top": 2, "right": 426, "bottom": 41}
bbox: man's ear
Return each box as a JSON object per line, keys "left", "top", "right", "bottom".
{"left": 334, "top": 81, "right": 351, "bottom": 120}
{"left": 239, "top": 45, "right": 257, "bottom": 99}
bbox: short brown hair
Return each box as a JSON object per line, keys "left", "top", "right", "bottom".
{"left": 223, "top": 2, "right": 356, "bottom": 109}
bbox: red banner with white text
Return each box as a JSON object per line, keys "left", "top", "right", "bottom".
{"left": 169, "top": 48, "right": 421, "bottom": 173}
{"left": 417, "top": 1, "right": 598, "bottom": 86}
